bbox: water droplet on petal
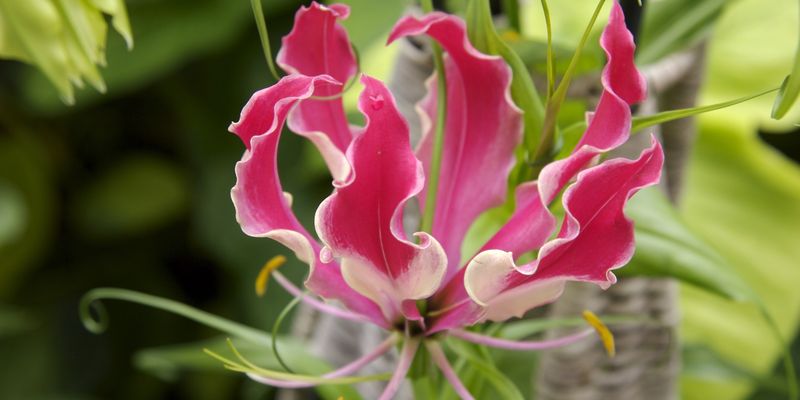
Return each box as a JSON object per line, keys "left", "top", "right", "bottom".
{"left": 369, "top": 94, "right": 384, "bottom": 111}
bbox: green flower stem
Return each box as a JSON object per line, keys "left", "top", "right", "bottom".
{"left": 532, "top": 0, "right": 607, "bottom": 168}
{"left": 419, "top": 0, "right": 448, "bottom": 234}
{"left": 540, "top": 0, "right": 555, "bottom": 100}
{"left": 250, "top": 0, "right": 282, "bottom": 82}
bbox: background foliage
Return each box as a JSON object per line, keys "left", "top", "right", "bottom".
{"left": 0, "top": 0, "right": 798, "bottom": 399}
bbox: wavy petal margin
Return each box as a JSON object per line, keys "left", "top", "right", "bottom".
{"left": 278, "top": 2, "right": 357, "bottom": 182}
{"left": 538, "top": 1, "right": 647, "bottom": 204}
{"left": 230, "top": 74, "right": 385, "bottom": 327}
{"left": 315, "top": 76, "right": 447, "bottom": 323}
{"left": 388, "top": 13, "right": 523, "bottom": 280}
{"left": 463, "top": 138, "right": 663, "bottom": 322}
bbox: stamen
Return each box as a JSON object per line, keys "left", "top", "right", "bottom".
{"left": 449, "top": 328, "right": 594, "bottom": 351}
{"left": 583, "top": 310, "right": 616, "bottom": 358}
{"left": 247, "top": 333, "right": 399, "bottom": 388}
{"left": 206, "top": 339, "right": 392, "bottom": 386}
{"left": 378, "top": 338, "right": 420, "bottom": 400}
{"left": 255, "top": 255, "right": 286, "bottom": 297}
{"left": 271, "top": 271, "right": 370, "bottom": 323}
{"left": 426, "top": 341, "right": 475, "bottom": 400}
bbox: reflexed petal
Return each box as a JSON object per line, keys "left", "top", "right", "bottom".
{"left": 278, "top": 2, "right": 357, "bottom": 182}
{"left": 315, "top": 76, "right": 447, "bottom": 322}
{"left": 463, "top": 139, "right": 663, "bottom": 322}
{"left": 478, "top": 181, "right": 556, "bottom": 258}
{"left": 428, "top": 183, "right": 555, "bottom": 331}
{"left": 538, "top": 1, "right": 647, "bottom": 204}
{"left": 230, "top": 74, "right": 385, "bottom": 326}
{"left": 389, "top": 13, "right": 523, "bottom": 280}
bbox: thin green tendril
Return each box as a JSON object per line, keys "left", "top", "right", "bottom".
{"left": 540, "top": 0, "right": 555, "bottom": 100}
{"left": 79, "top": 288, "right": 270, "bottom": 344}
{"left": 250, "top": 0, "right": 282, "bottom": 82}
{"left": 533, "top": 0, "right": 607, "bottom": 167}
{"left": 271, "top": 295, "right": 304, "bottom": 373}
{"left": 309, "top": 46, "right": 362, "bottom": 101}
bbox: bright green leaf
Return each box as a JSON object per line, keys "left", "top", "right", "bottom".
{"left": 701, "top": 0, "right": 800, "bottom": 130}
{"left": 680, "top": 117, "right": 800, "bottom": 399}
{"left": 771, "top": 1, "right": 800, "bottom": 119}
{"left": 637, "top": 0, "right": 731, "bottom": 65}
{"left": 621, "top": 188, "right": 756, "bottom": 302}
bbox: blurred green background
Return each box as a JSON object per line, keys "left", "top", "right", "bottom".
{"left": 1, "top": 0, "right": 799, "bottom": 399}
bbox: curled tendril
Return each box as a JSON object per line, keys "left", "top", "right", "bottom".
{"left": 77, "top": 288, "right": 272, "bottom": 344}
{"left": 79, "top": 293, "right": 109, "bottom": 334}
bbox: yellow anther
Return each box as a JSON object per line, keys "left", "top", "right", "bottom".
{"left": 255, "top": 255, "right": 287, "bottom": 297}
{"left": 583, "top": 310, "right": 615, "bottom": 358}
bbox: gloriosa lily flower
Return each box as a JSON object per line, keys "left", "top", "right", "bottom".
{"left": 229, "top": 2, "right": 663, "bottom": 398}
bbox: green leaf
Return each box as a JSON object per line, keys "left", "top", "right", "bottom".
{"left": 701, "top": 0, "right": 800, "bottom": 131}
{"left": 631, "top": 88, "right": 779, "bottom": 134}
{"left": 621, "top": 188, "right": 756, "bottom": 302}
{"left": 80, "top": 288, "right": 363, "bottom": 400}
{"left": 637, "top": 0, "right": 732, "bottom": 65}
{"left": 679, "top": 117, "right": 800, "bottom": 399}
{"left": 772, "top": 2, "right": 800, "bottom": 119}
{"left": 135, "top": 336, "right": 362, "bottom": 400}
{"left": 683, "top": 344, "right": 789, "bottom": 396}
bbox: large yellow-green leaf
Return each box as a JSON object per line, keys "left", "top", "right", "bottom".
{"left": 680, "top": 117, "right": 800, "bottom": 399}
{"left": 702, "top": 0, "right": 800, "bottom": 130}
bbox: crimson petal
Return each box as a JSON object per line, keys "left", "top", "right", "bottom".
{"left": 389, "top": 13, "right": 523, "bottom": 281}
{"left": 315, "top": 76, "right": 447, "bottom": 323}
{"left": 230, "top": 74, "right": 386, "bottom": 327}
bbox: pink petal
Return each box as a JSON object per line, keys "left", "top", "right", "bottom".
{"left": 478, "top": 181, "right": 556, "bottom": 258}
{"left": 388, "top": 14, "right": 523, "bottom": 280}
{"left": 230, "top": 74, "right": 385, "bottom": 327}
{"left": 427, "top": 182, "right": 555, "bottom": 331}
{"left": 538, "top": 1, "right": 647, "bottom": 204}
{"left": 463, "top": 138, "right": 663, "bottom": 322}
{"left": 278, "top": 2, "right": 357, "bottom": 182}
{"left": 315, "top": 75, "right": 447, "bottom": 322}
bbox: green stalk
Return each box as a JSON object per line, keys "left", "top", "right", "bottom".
{"left": 532, "top": 0, "right": 607, "bottom": 166}
{"left": 250, "top": 0, "right": 282, "bottom": 82}
{"left": 419, "top": 0, "right": 448, "bottom": 234}
{"left": 540, "top": 0, "right": 555, "bottom": 100}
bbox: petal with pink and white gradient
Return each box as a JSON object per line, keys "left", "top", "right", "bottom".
{"left": 230, "top": 74, "right": 385, "bottom": 326}
{"left": 278, "top": 2, "right": 357, "bottom": 182}
{"left": 388, "top": 13, "right": 522, "bottom": 280}
{"left": 538, "top": 1, "right": 647, "bottom": 204}
{"left": 315, "top": 76, "right": 447, "bottom": 322}
{"left": 463, "top": 139, "right": 663, "bottom": 322}
{"left": 478, "top": 181, "right": 556, "bottom": 258}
